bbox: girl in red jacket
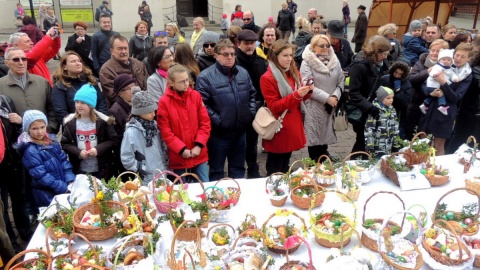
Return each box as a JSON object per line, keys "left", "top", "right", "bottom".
{"left": 157, "top": 64, "right": 211, "bottom": 182}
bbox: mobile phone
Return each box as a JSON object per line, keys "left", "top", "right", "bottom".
{"left": 306, "top": 78, "right": 314, "bottom": 86}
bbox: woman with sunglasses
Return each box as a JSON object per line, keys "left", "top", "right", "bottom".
{"left": 260, "top": 40, "right": 313, "bottom": 175}
{"left": 196, "top": 34, "right": 219, "bottom": 71}
{"left": 129, "top": 21, "right": 153, "bottom": 61}
{"left": 147, "top": 46, "right": 174, "bottom": 102}
{"left": 165, "top": 23, "right": 184, "bottom": 49}
{"left": 300, "top": 34, "right": 344, "bottom": 162}
{"left": 51, "top": 51, "right": 108, "bottom": 126}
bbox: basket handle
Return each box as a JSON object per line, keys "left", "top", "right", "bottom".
{"left": 68, "top": 232, "right": 98, "bottom": 261}
{"left": 261, "top": 210, "right": 307, "bottom": 239}
{"left": 183, "top": 249, "right": 196, "bottom": 270}
{"left": 80, "top": 263, "right": 106, "bottom": 270}
{"left": 316, "top": 154, "right": 334, "bottom": 169}
{"left": 341, "top": 151, "right": 372, "bottom": 164}
{"left": 284, "top": 235, "right": 314, "bottom": 270}
{"left": 432, "top": 187, "right": 480, "bottom": 224}
{"left": 204, "top": 185, "right": 230, "bottom": 206}
{"left": 232, "top": 229, "right": 266, "bottom": 250}
{"left": 114, "top": 232, "right": 154, "bottom": 268}
{"left": 378, "top": 210, "right": 423, "bottom": 254}
{"left": 215, "top": 177, "right": 241, "bottom": 193}
{"left": 431, "top": 219, "right": 470, "bottom": 263}
{"left": 206, "top": 223, "right": 236, "bottom": 241}
{"left": 466, "top": 135, "right": 478, "bottom": 148}
{"left": 152, "top": 170, "right": 180, "bottom": 194}
{"left": 407, "top": 204, "right": 428, "bottom": 227}
{"left": 116, "top": 171, "right": 140, "bottom": 184}
{"left": 265, "top": 172, "right": 287, "bottom": 194}
{"left": 5, "top": 248, "right": 51, "bottom": 270}
{"left": 409, "top": 132, "right": 428, "bottom": 148}
{"left": 309, "top": 190, "right": 357, "bottom": 228}
{"left": 239, "top": 213, "right": 258, "bottom": 234}
{"left": 339, "top": 224, "right": 362, "bottom": 251}
{"left": 287, "top": 159, "right": 308, "bottom": 175}
{"left": 362, "top": 191, "right": 406, "bottom": 229}
{"left": 170, "top": 220, "right": 201, "bottom": 262}
{"left": 168, "top": 172, "right": 206, "bottom": 224}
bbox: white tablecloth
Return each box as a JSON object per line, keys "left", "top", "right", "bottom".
{"left": 26, "top": 154, "right": 480, "bottom": 269}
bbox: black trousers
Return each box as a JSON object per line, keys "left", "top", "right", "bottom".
{"left": 308, "top": 145, "right": 328, "bottom": 163}
{"left": 354, "top": 42, "right": 363, "bottom": 53}
{"left": 351, "top": 121, "right": 369, "bottom": 160}
{"left": 266, "top": 152, "right": 292, "bottom": 176}
{"left": 245, "top": 124, "right": 260, "bottom": 178}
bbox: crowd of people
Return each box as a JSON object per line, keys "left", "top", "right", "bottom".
{"left": 0, "top": 0, "right": 479, "bottom": 261}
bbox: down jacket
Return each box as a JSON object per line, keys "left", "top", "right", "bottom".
{"left": 157, "top": 87, "right": 211, "bottom": 169}
{"left": 196, "top": 61, "right": 256, "bottom": 137}
{"left": 61, "top": 111, "right": 119, "bottom": 180}
{"left": 402, "top": 33, "right": 428, "bottom": 65}
{"left": 364, "top": 100, "right": 399, "bottom": 157}
{"left": 300, "top": 47, "right": 344, "bottom": 146}
{"left": 18, "top": 133, "right": 75, "bottom": 207}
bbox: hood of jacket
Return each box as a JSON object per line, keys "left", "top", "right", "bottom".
{"left": 63, "top": 110, "right": 115, "bottom": 125}
{"left": 303, "top": 46, "right": 340, "bottom": 74}
{"left": 16, "top": 132, "right": 57, "bottom": 153}
{"left": 402, "top": 33, "right": 415, "bottom": 44}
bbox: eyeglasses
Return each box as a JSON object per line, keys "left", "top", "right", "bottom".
{"left": 315, "top": 44, "right": 330, "bottom": 48}
{"left": 7, "top": 57, "right": 27, "bottom": 62}
{"left": 162, "top": 54, "right": 173, "bottom": 59}
{"left": 175, "top": 78, "right": 190, "bottom": 84}
{"left": 203, "top": 43, "right": 216, "bottom": 48}
{"left": 243, "top": 18, "right": 252, "bottom": 21}
{"left": 218, "top": 52, "right": 236, "bottom": 57}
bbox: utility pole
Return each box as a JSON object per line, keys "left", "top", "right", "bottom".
{"left": 29, "top": 0, "right": 35, "bottom": 21}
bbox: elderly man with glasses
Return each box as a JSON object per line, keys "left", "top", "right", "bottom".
{"left": 196, "top": 39, "right": 256, "bottom": 181}
{"left": 241, "top": 11, "right": 261, "bottom": 34}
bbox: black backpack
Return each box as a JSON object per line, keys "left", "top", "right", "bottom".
{"left": 95, "top": 8, "right": 100, "bottom": 22}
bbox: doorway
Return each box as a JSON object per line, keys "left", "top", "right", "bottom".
{"left": 176, "top": 0, "right": 208, "bottom": 17}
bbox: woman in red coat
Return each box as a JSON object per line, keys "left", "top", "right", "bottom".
{"left": 157, "top": 64, "right": 211, "bottom": 182}
{"left": 260, "top": 39, "right": 313, "bottom": 175}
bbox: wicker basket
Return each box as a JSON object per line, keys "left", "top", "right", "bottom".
{"left": 151, "top": 170, "right": 182, "bottom": 214}
{"left": 310, "top": 190, "right": 356, "bottom": 248}
{"left": 404, "top": 132, "right": 431, "bottom": 165}
{"left": 40, "top": 203, "right": 75, "bottom": 241}
{"left": 223, "top": 229, "right": 267, "bottom": 268}
{"left": 312, "top": 154, "right": 336, "bottom": 187}
{"left": 116, "top": 171, "right": 141, "bottom": 204}
{"left": 215, "top": 177, "right": 241, "bottom": 206}
{"left": 340, "top": 151, "right": 375, "bottom": 185}
{"left": 237, "top": 214, "right": 258, "bottom": 236}
{"left": 279, "top": 235, "right": 316, "bottom": 270}
{"left": 265, "top": 172, "right": 289, "bottom": 207}
{"left": 425, "top": 174, "right": 449, "bottom": 186}
{"left": 167, "top": 220, "right": 207, "bottom": 269}
{"left": 207, "top": 223, "right": 236, "bottom": 257}
{"left": 5, "top": 248, "right": 51, "bottom": 270}
{"left": 378, "top": 211, "right": 424, "bottom": 270}
{"left": 465, "top": 178, "right": 480, "bottom": 196}
{"left": 380, "top": 152, "right": 414, "bottom": 186}
{"left": 262, "top": 210, "right": 307, "bottom": 255}
{"left": 431, "top": 187, "right": 480, "bottom": 236}
{"left": 422, "top": 219, "right": 471, "bottom": 266}
{"left": 287, "top": 159, "right": 315, "bottom": 189}
{"left": 290, "top": 175, "right": 325, "bottom": 209}
{"left": 169, "top": 173, "right": 209, "bottom": 241}
{"left": 72, "top": 179, "right": 129, "bottom": 241}
{"left": 106, "top": 232, "right": 154, "bottom": 269}
{"left": 459, "top": 136, "right": 477, "bottom": 166}
{"left": 361, "top": 191, "right": 405, "bottom": 252}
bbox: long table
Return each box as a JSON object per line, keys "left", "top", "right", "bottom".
{"left": 26, "top": 154, "right": 480, "bottom": 269}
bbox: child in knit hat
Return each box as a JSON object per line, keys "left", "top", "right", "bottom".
{"left": 364, "top": 86, "right": 399, "bottom": 158}
{"left": 402, "top": 19, "right": 429, "bottom": 65}
{"left": 420, "top": 48, "right": 459, "bottom": 116}
{"left": 61, "top": 84, "right": 118, "bottom": 180}
{"left": 17, "top": 110, "right": 75, "bottom": 207}
{"left": 121, "top": 88, "right": 168, "bottom": 185}
{"left": 221, "top": 13, "right": 228, "bottom": 36}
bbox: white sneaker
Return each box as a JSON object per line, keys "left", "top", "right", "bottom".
{"left": 419, "top": 104, "right": 428, "bottom": 114}
{"left": 438, "top": 106, "right": 448, "bottom": 115}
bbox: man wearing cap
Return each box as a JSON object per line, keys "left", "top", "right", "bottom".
{"left": 236, "top": 29, "right": 268, "bottom": 178}
{"left": 256, "top": 25, "right": 281, "bottom": 60}
{"left": 241, "top": 11, "right": 261, "bottom": 34}
{"left": 98, "top": 1, "right": 113, "bottom": 17}
{"left": 327, "top": 20, "right": 354, "bottom": 74}
{"left": 352, "top": 4, "right": 368, "bottom": 53}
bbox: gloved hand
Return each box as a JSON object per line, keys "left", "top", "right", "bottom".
{"left": 369, "top": 106, "right": 380, "bottom": 119}
{"left": 325, "top": 104, "right": 333, "bottom": 114}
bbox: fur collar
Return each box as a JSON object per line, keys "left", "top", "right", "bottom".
{"left": 303, "top": 46, "right": 340, "bottom": 74}
{"left": 63, "top": 110, "right": 115, "bottom": 125}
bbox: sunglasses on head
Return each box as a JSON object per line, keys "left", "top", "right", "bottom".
{"left": 203, "top": 43, "right": 216, "bottom": 48}
{"left": 8, "top": 57, "right": 27, "bottom": 62}
{"left": 155, "top": 31, "right": 167, "bottom": 37}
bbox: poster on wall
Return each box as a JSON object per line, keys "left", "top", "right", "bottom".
{"left": 20, "top": 0, "right": 53, "bottom": 7}
{"left": 60, "top": 0, "right": 92, "bottom": 6}
{"left": 61, "top": 9, "right": 92, "bottom": 22}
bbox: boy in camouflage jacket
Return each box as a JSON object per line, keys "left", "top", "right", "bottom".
{"left": 365, "top": 86, "right": 399, "bottom": 158}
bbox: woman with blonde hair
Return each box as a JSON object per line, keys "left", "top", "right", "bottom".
{"left": 191, "top": 17, "right": 212, "bottom": 55}
{"left": 165, "top": 22, "right": 185, "bottom": 48}
{"left": 378, "top": 23, "right": 403, "bottom": 66}
{"left": 129, "top": 21, "right": 153, "bottom": 61}
{"left": 300, "top": 34, "right": 344, "bottom": 161}
{"left": 260, "top": 40, "right": 313, "bottom": 175}
{"left": 441, "top": 24, "right": 457, "bottom": 48}
{"left": 293, "top": 16, "right": 313, "bottom": 67}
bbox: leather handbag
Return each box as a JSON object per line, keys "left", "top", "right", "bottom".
{"left": 14, "top": 18, "right": 23, "bottom": 27}
{"left": 252, "top": 107, "right": 288, "bottom": 140}
{"left": 334, "top": 107, "right": 348, "bottom": 131}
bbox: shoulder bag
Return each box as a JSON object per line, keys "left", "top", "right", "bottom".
{"left": 252, "top": 106, "right": 288, "bottom": 140}
{"left": 345, "top": 77, "right": 379, "bottom": 125}
{"left": 334, "top": 106, "right": 348, "bottom": 131}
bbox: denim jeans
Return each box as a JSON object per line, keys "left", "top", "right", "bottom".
{"left": 207, "top": 132, "right": 246, "bottom": 181}
{"left": 173, "top": 162, "right": 209, "bottom": 183}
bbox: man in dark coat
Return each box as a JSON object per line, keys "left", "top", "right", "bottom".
{"left": 65, "top": 21, "right": 95, "bottom": 76}
{"left": 235, "top": 30, "right": 268, "bottom": 178}
{"left": 352, "top": 5, "right": 368, "bottom": 53}
{"left": 327, "top": 20, "right": 354, "bottom": 74}
{"left": 277, "top": 2, "right": 295, "bottom": 40}
{"left": 241, "top": 11, "right": 261, "bottom": 33}
{"left": 91, "top": 14, "right": 119, "bottom": 74}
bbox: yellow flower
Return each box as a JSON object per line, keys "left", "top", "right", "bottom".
{"left": 214, "top": 267, "right": 221, "bottom": 270}
{"left": 96, "top": 191, "right": 104, "bottom": 201}
{"left": 275, "top": 209, "right": 292, "bottom": 217}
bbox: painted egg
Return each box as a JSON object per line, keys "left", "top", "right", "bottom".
{"left": 446, "top": 212, "right": 455, "bottom": 220}
{"left": 386, "top": 251, "right": 396, "bottom": 258}
{"left": 334, "top": 220, "right": 342, "bottom": 227}
{"left": 397, "top": 256, "right": 407, "bottom": 263}
{"left": 465, "top": 218, "right": 473, "bottom": 225}
{"left": 93, "top": 222, "right": 100, "bottom": 227}
{"left": 441, "top": 245, "right": 447, "bottom": 253}
{"left": 442, "top": 215, "right": 447, "bottom": 220}
{"left": 425, "top": 228, "right": 436, "bottom": 238}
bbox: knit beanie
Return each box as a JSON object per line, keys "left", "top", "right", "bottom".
{"left": 22, "top": 110, "right": 47, "bottom": 132}
{"left": 74, "top": 84, "right": 97, "bottom": 108}
{"left": 409, "top": 20, "right": 422, "bottom": 32}
{"left": 437, "top": 48, "right": 454, "bottom": 61}
{"left": 131, "top": 87, "right": 157, "bottom": 115}
{"left": 202, "top": 31, "right": 220, "bottom": 44}
{"left": 376, "top": 86, "right": 394, "bottom": 102}
{"left": 113, "top": 74, "right": 136, "bottom": 95}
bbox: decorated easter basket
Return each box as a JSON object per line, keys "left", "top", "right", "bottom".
{"left": 205, "top": 185, "right": 234, "bottom": 222}
{"left": 168, "top": 173, "right": 209, "bottom": 242}
{"left": 166, "top": 220, "right": 207, "bottom": 269}
{"left": 431, "top": 187, "right": 480, "bottom": 236}
{"left": 380, "top": 152, "right": 414, "bottom": 186}
{"left": 290, "top": 175, "right": 325, "bottom": 209}
{"left": 222, "top": 229, "right": 270, "bottom": 269}
{"left": 151, "top": 170, "right": 183, "bottom": 214}
{"left": 361, "top": 191, "right": 405, "bottom": 252}
{"left": 236, "top": 213, "right": 258, "bottom": 237}
{"left": 340, "top": 151, "right": 376, "bottom": 185}
{"left": 378, "top": 211, "right": 424, "bottom": 270}
{"left": 265, "top": 172, "right": 289, "bottom": 207}
{"left": 462, "top": 235, "right": 480, "bottom": 267}
{"left": 287, "top": 159, "right": 316, "bottom": 189}
{"left": 5, "top": 248, "right": 51, "bottom": 270}
{"left": 262, "top": 209, "right": 307, "bottom": 255}
{"left": 106, "top": 232, "right": 154, "bottom": 269}
{"left": 279, "top": 235, "right": 316, "bottom": 270}
{"left": 421, "top": 219, "right": 472, "bottom": 266}
{"left": 116, "top": 171, "right": 142, "bottom": 204}
{"left": 457, "top": 135, "right": 478, "bottom": 168}
{"left": 39, "top": 201, "right": 75, "bottom": 241}
{"left": 207, "top": 224, "right": 236, "bottom": 257}
{"left": 72, "top": 178, "right": 128, "bottom": 241}
{"left": 311, "top": 154, "right": 337, "bottom": 187}
{"left": 403, "top": 132, "right": 431, "bottom": 165}
{"left": 214, "top": 177, "right": 241, "bottom": 206}
{"left": 310, "top": 190, "right": 356, "bottom": 248}
{"left": 421, "top": 148, "right": 450, "bottom": 186}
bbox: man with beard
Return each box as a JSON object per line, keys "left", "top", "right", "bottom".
{"left": 423, "top": 24, "right": 440, "bottom": 48}
{"left": 241, "top": 11, "right": 261, "bottom": 34}
{"left": 99, "top": 35, "right": 148, "bottom": 107}
{"left": 235, "top": 30, "right": 268, "bottom": 178}
{"left": 256, "top": 25, "right": 281, "bottom": 60}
